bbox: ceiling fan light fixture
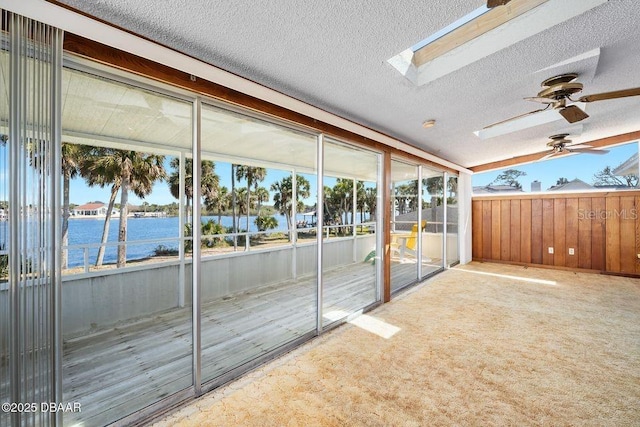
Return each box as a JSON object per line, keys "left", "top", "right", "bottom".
{"left": 422, "top": 119, "right": 436, "bottom": 129}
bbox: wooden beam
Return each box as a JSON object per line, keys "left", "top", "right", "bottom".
{"left": 470, "top": 130, "right": 640, "bottom": 173}
{"left": 382, "top": 151, "right": 392, "bottom": 303}
{"left": 61, "top": 32, "right": 459, "bottom": 174}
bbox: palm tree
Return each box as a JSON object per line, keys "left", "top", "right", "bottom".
{"left": 26, "top": 141, "right": 87, "bottom": 268}
{"left": 271, "top": 174, "right": 310, "bottom": 240}
{"left": 80, "top": 147, "right": 122, "bottom": 266}
{"left": 364, "top": 186, "right": 377, "bottom": 218}
{"left": 83, "top": 148, "right": 166, "bottom": 267}
{"left": 235, "top": 187, "right": 250, "bottom": 220}
{"left": 255, "top": 215, "right": 278, "bottom": 232}
{"left": 253, "top": 186, "right": 269, "bottom": 216}
{"left": 355, "top": 181, "right": 366, "bottom": 225}
{"left": 205, "top": 185, "right": 229, "bottom": 224}
{"left": 231, "top": 164, "right": 237, "bottom": 249}
{"left": 235, "top": 166, "right": 266, "bottom": 249}
{"left": 116, "top": 151, "right": 166, "bottom": 267}
{"left": 168, "top": 158, "right": 219, "bottom": 222}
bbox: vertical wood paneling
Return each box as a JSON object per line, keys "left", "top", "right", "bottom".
{"left": 620, "top": 196, "right": 636, "bottom": 273}
{"left": 565, "top": 198, "right": 579, "bottom": 269}
{"left": 500, "top": 200, "right": 511, "bottom": 261}
{"left": 491, "top": 200, "right": 501, "bottom": 260}
{"left": 482, "top": 200, "right": 492, "bottom": 260}
{"left": 510, "top": 200, "right": 521, "bottom": 262}
{"left": 606, "top": 197, "right": 621, "bottom": 272}
{"left": 520, "top": 199, "right": 532, "bottom": 263}
{"left": 471, "top": 192, "right": 640, "bottom": 276}
{"left": 591, "top": 197, "right": 606, "bottom": 271}
{"left": 542, "top": 199, "right": 554, "bottom": 265}
{"left": 578, "top": 198, "right": 592, "bottom": 269}
{"left": 531, "top": 199, "right": 543, "bottom": 264}
{"left": 553, "top": 199, "right": 566, "bottom": 266}
{"left": 472, "top": 200, "right": 483, "bottom": 259}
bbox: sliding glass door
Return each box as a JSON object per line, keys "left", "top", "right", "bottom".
{"left": 60, "top": 66, "right": 194, "bottom": 426}
{"left": 390, "top": 160, "right": 420, "bottom": 292}
{"left": 446, "top": 174, "right": 460, "bottom": 267}
{"left": 321, "top": 139, "right": 381, "bottom": 327}
{"left": 199, "top": 103, "right": 319, "bottom": 384}
{"left": 421, "top": 167, "right": 445, "bottom": 278}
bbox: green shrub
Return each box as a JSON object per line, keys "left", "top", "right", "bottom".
{"left": 153, "top": 244, "right": 179, "bottom": 256}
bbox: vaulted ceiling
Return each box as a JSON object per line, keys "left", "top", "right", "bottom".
{"left": 55, "top": 0, "right": 640, "bottom": 169}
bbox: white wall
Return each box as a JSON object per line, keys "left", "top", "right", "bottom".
{"left": 457, "top": 171, "right": 473, "bottom": 264}
{"left": 59, "top": 235, "right": 377, "bottom": 338}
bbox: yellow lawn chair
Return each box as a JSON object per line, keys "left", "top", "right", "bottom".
{"left": 405, "top": 220, "right": 427, "bottom": 252}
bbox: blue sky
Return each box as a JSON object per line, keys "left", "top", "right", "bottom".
{"left": 70, "top": 158, "right": 324, "bottom": 207}
{"left": 69, "top": 141, "right": 638, "bottom": 206}
{"left": 472, "top": 141, "right": 638, "bottom": 191}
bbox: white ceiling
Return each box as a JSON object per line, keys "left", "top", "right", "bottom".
{"left": 55, "top": 0, "right": 640, "bottom": 169}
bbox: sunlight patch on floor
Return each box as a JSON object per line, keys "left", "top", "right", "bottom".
{"left": 349, "top": 314, "right": 401, "bottom": 339}
{"left": 459, "top": 268, "right": 557, "bottom": 286}
{"left": 323, "top": 310, "right": 401, "bottom": 339}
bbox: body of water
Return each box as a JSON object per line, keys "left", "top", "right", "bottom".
{"left": 65, "top": 214, "right": 291, "bottom": 268}
{"left": 0, "top": 212, "right": 372, "bottom": 268}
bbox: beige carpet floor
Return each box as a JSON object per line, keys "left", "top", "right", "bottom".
{"left": 153, "top": 262, "right": 640, "bottom": 426}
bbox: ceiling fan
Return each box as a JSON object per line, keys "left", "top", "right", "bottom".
{"left": 540, "top": 133, "right": 608, "bottom": 160}
{"left": 483, "top": 73, "right": 640, "bottom": 130}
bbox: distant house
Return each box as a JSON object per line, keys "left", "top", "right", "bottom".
{"left": 472, "top": 185, "right": 524, "bottom": 195}
{"left": 72, "top": 202, "right": 119, "bottom": 217}
{"left": 0, "top": 208, "right": 6, "bottom": 220}
{"left": 547, "top": 178, "right": 593, "bottom": 192}
{"left": 612, "top": 152, "right": 638, "bottom": 177}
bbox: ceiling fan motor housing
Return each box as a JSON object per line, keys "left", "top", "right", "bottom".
{"left": 537, "top": 82, "right": 583, "bottom": 100}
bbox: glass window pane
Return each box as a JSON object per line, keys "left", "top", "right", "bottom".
{"left": 422, "top": 168, "right": 445, "bottom": 277}
{"left": 61, "top": 68, "right": 193, "bottom": 426}
{"left": 446, "top": 175, "right": 459, "bottom": 266}
{"left": 390, "top": 160, "right": 419, "bottom": 292}
{"left": 199, "top": 103, "right": 318, "bottom": 383}
{"left": 322, "top": 139, "right": 380, "bottom": 327}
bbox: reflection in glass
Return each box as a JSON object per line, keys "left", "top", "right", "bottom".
{"left": 446, "top": 175, "right": 460, "bottom": 266}
{"left": 61, "top": 68, "right": 193, "bottom": 426}
{"left": 390, "top": 160, "right": 419, "bottom": 292}
{"left": 421, "top": 168, "right": 445, "bottom": 278}
{"left": 322, "top": 140, "right": 380, "bottom": 327}
{"left": 199, "top": 103, "right": 318, "bottom": 383}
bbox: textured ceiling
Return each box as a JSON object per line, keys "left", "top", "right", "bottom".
{"left": 56, "top": 0, "right": 640, "bottom": 169}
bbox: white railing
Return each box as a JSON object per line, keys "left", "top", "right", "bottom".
{"left": 62, "top": 222, "right": 378, "bottom": 275}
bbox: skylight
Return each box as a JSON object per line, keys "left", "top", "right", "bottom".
{"left": 410, "top": 5, "right": 490, "bottom": 53}
{"left": 387, "top": 0, "right": 607, "bottom": 86}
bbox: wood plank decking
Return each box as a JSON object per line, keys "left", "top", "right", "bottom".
{"left": 391, "top": 258, "right": 443, "bottom": 292}
{"left": 62, "top": 262, "right": 378, "bottom": 426}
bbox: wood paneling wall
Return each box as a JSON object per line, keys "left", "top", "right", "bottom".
{"left": 472, "top": 191, "right": 640, "bottom": 275}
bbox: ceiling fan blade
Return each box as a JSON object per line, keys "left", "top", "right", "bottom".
{"left": 482, "top": 108, "right": 548, "bottom": 130}
{"left": 476, "top": 108, "right": 563, "bottom": 140}
{"left": 559, "top": 105, "right": 589, "bottom": 123}
{"left": 578, "top": 87, "right": 640, "bottom": 103}
{"left": 487, "top": 0, "right": 512, "bottom": 7}
{"left": 524, "top": 96, "right": 556, "bottom": 104}
{"left": 566, "top": 148, "right": 609, "bottom": 155}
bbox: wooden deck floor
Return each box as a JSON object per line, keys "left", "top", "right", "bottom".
{"left": 62, "top": 262, "right": 377, "bottom": 426}
{"left": 391, "top": 257, "right": 443, "bottom": 292}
